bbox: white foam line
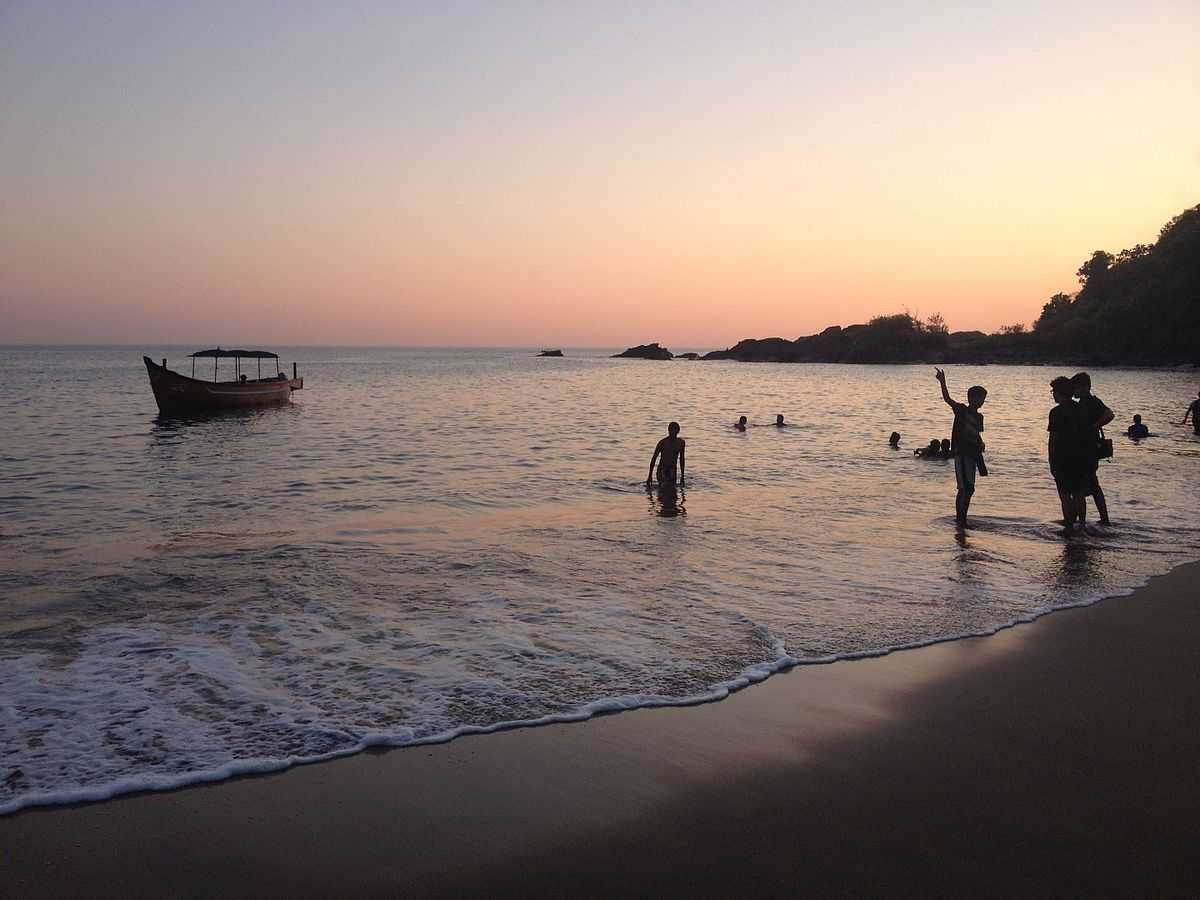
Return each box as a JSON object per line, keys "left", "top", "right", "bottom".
{"left": 0, "top": 558, "right": 1189, "bottom": 818}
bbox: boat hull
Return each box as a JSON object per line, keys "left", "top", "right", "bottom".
{"left": 144, "top": 357, "right": 303, "bottom": 413}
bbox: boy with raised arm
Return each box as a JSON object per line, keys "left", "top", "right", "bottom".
{"left": 647, "top": 421, "right": 686, "bottom": 486}
{"left": 934, "top": 368, "right": 988, "bottom": 527}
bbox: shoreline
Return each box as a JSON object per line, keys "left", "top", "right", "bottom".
{"left": 2, "top": 554, "right": 1187, "bottom": 820}
{"left": 4, "top": 561, "right": 1199, "bottom": 896}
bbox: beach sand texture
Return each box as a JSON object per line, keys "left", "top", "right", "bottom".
{"left": 4, "top": 560, "right": 1197, "bottom": 898}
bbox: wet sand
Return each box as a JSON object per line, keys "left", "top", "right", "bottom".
{"left": 4, "top": 561, "right": 1199, "bottom": 898}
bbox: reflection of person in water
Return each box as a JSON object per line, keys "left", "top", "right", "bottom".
{"left": 647, "top": 421, "right": 686, "bottom": 486}
{"left": 647, "top": 482, "right": 686, "bottom": 517}
{"left": 734, "top": 416, "right": 748, "bottom": 432}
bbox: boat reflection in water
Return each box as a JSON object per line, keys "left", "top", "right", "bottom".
{"left": 143, "top": 348, "right": 304, "bottom": 415}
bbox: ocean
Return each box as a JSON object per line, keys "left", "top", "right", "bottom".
{"left": 2, "top": 346, "right": 1198, "bottom": 815}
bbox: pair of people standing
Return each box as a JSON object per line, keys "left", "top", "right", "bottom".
{"left": 1048, "top": 372, "right": 1113, "bottom": 531}
{"left": 1051, "top": 372, "right": 1113, "bottom": 528}
{"left": 934, "top": 368, "right": 1111, "bottom": 531}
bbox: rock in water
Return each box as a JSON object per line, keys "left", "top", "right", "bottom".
{"left": 612, "top": 343, "right": 673, "bottom": 360}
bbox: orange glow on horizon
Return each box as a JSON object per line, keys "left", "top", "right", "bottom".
{"left": 2, "top": 3, "right": 1197, "bottom": 346}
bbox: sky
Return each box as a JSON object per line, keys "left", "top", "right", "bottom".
{"left": 2, "top": 1, "right": 1197, "bottom": 347}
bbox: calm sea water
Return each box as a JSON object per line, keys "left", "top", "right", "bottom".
{"left": 2, "top": 346, "right": 1199, "bottom": 813}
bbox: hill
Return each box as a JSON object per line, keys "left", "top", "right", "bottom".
{"left": 703, "top": 203, "right": 1199, "bottom": 366}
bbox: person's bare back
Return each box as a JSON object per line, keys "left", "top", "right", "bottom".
{"left": 647, "top": 422, "right": 686, "bottom": 485}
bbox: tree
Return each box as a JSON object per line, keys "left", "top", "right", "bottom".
{"left": 997, "top": 323, "right": 1026, "bottom": 335}
{"left": 1034, "top": 293, "right": 1073, "bottom": 331}
{"left": 925, "top": 312, "right": 949, "bottom": 335}
{"left": 1116, "top": 244, "right": 1152, "bottom": 265}
{"left": 1076, "top": 250, "right": 1114, "bottom": 287}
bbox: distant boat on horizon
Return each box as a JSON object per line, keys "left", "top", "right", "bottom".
{"left": 143, "top": 348, "right": 304, "bottom": 414}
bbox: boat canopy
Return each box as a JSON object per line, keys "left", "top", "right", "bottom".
{"left": 189, "top": 348, "right": 279, "bottom": 359}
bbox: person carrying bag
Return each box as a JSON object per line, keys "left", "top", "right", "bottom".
{"left": 1071, "top": 372, "right": 1114, "bottom": 525}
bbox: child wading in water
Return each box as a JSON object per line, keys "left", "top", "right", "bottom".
{"left": 935, "top": 367, "right": 987, "bottom": 527}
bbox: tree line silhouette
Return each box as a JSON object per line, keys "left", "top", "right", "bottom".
{"left": 705, "top": 203, "right": 1199, "bottom": 366}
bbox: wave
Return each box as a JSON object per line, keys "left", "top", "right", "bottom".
{"left": 0, "top": 558, "right": 1178, "bottom": 819}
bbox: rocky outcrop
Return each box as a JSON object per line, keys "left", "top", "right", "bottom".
{"left": 612, "top": 343, "right": 673, "bottom": 360}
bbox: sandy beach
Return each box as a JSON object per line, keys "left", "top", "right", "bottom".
{"left": 4, "top": 560, "right": 1198, "bottom": 898}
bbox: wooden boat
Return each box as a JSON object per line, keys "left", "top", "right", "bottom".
{"left": 144, "top": 349, "right": 304, "bottom": 414}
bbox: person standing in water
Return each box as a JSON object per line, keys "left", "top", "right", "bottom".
{"left": 647, "top": 421, "right": 686, "bottom": 486}
{"left": 935, "top": 367, "right": 987, "bottom": 527}
{"left": 734, "top": 416, "right": 748, "bottom": 432}
{"left": 1071, "top": 372, "right": 1113, "bottom": 525}
{"left": 775, "top": 414, "right": 787, "bottom": 428}
{"left": 1180, "top": 390, "right": 1200, "bottom": 434}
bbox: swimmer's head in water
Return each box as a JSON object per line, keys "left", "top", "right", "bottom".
{"left": 940, "top": 439, "right": 950, "bottom": 452}
{"left": 738, "top": 416, "right": 747, "bottom": 425}
{"left": 928, "top": 439, "right": 940, "bottom": 450}
{"left": 776, "top": 414, "right": 785, "bottom": 425}
{"left": 668, "top": 421, "right": 680, "bottom": 436}
{"left": 889, "top": 431, "right": 901, "bottom": 445}
{"left": 967, "top": 385, "right": 987, "bottom": 407}
{"left": 1133, "top": 414, "right": 1142, "bottom": 424}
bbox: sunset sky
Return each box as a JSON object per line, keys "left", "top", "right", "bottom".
{"left": 2, "top": 2, "right": 1197, "bottom": 347}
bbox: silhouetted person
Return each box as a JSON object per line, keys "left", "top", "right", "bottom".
{"left": 935, "top": 367, "right": 987, "bottom": 527}
{"left": 1049, "top": 376, "right": 1089, "bottom": 532}
{"left": 889, "top": 431, "right": 901, "bottom": 447}
{"left": 939, "top": 438, "right": 951, "bottom": 458}
{"left": 1072, "top": 372, "right": 1113, "bottom": 525}
{"left": 1127, "top": 415, "right": 1149, "bottom": 440}
{"left": 914, "top": 439, "right": 941, "bottom": 458}
{"left": 240, "top": 374, "right": 248, "bottom": 383}
{"left": 775, "top": 414, "right": 786, "bottom": 427}
{"left": 734, "top": 415, "right": 747, "bottom": 432}
{"left": 647, "top": 421, "right": 686, "bottom": 486}
{"left": 1181, "top": 390, "right": 1200, "bottom": 434}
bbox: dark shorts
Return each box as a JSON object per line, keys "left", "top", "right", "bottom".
{"left": 953, "top": 454, "right": 977, "bottom": 493}
{"left": 1054, "top": 466, "right": 1088, "bottom": 494}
